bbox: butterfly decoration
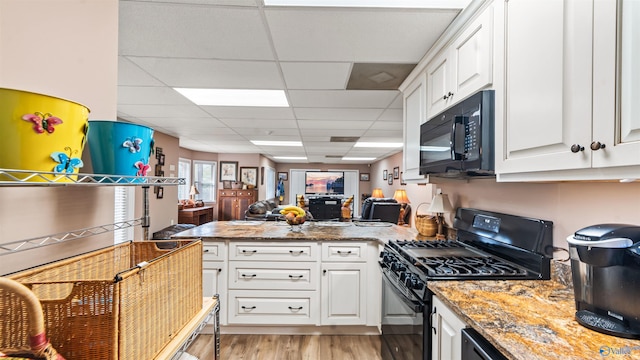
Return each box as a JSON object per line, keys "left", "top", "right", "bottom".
{"left": 51, "top": 147, "right": 83, "bottom": 173}
{"left": 135, "top": 161, "right": 150, "bottom": 176}
{"left": 123, "top": 137, "right": 143, "bottom": 153}
{"left": 23, "top": 112, "right": 63, "bottom": 134}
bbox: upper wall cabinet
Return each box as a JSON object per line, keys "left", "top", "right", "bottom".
{"left": 426, "top": 5, "right": 494, "bottom": 119}
{"left": 401, "top": 0, "right": 494, "bottom": 182}
{"left": 495, "top": 0, "right": 640, "bottom": 181}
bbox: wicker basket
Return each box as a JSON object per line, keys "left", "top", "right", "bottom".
{"left": 0, "top": 240, "right": 203, "bottom": 360}
{"left": 414, "top": 203, "right": 437, "bottom": 237}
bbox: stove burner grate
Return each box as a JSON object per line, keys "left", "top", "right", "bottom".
{"left": 417, "top": 256, "right": 528, "bottom": 277}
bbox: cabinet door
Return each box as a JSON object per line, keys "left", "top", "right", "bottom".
{"left": 320, "top": 263, "right": 366, "bottom": 325}
{"left": 497, "top": 0, "right": 593, "bottom": 174}
{"left": 402, "top": 73, "right": 427, "bottom": 181}
{"left": 217, "top": 196, "right": 234, "bottom": 221}
{"left": 236, "top": 196, "right": 253, "bottom": 220}
{"left": 593, "top": 0, "right": 640, "bottom": 168}
{"left": 451, "top": 4, "right": 493, "bottom": 102}
{"left": 203, "top": 261, "right": 227, "bottom": 326}
{"left": 432, "top": 296, "right": 466, "bottom": 360}
{"left": 426, "top": 50, "right": 452, "bottom": 118}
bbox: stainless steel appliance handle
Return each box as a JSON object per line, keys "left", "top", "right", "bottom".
{"left": 566, "top": 235, "right": 633, "bottom": 248}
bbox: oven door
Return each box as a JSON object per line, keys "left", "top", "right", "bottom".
{"left": 381, "top": 270, "right": 428, "bottom": 360}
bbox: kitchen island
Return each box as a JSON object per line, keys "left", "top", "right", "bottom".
{"left": 172, "top": 219, "right": 419, "bottom": 242}
{"left": 428, "top": 263, "right": 640, "bottom": 360}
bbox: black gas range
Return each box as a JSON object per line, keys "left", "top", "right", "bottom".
{"left": 379, "top": 208, "right": 553, "bottom": 360}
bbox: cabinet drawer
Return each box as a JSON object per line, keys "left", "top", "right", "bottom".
{"left": 236, "top": 190, "right": 254, "bottom": 197}
{"left": 203, "top": 242, "right": 226, "bottom": 261}
{"left": 321, "top": 242, "right": 367, "bottom": 262}
{"left": 219, "top": 190, "right": 237, "bottom": 197}
{"left": 228, "top": 290, "right": 318, "bottom": 325}
{"left": 229, "top": 262, "right": 317, "bottom": 290}
{"left": 229, "top": 242, "right": 318, "bottom": 261}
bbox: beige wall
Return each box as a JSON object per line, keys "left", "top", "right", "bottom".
{"left": 0, "top": 0, "right": 118, "bottom": 275}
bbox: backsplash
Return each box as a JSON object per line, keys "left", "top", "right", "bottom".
{"left": 551, "top": 260, "right": 573, "bottom": 288}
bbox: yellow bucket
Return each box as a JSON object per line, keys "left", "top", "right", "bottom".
{"left": 0, "top": 88, "right": 90, "bottom": 182}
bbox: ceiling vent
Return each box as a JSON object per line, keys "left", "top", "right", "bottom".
{"left": 346, "top": 63, "right": 417, "bottom": 90}
{"left": 325, "top": 155, "right": 343, "bottom": 158}
{"left": 330, "top": 136, "right": 360, "bottom": 143}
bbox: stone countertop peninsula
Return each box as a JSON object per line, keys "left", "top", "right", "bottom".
{"left": 428, "top": 265, "right": 640, "bottom": 360}
{"left": 172, "top": 220, "right": 419, "bottom": 242}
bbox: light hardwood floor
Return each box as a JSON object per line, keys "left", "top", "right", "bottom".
{"left": 186, "top": 334, "right": 382, "bottom": 360}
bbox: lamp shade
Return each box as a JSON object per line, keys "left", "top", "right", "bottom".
{"left": 393, "top": 189, "right": 410, "bottom": 204}
{"left": 371, "top": 188, "right": 384, "bottom": 198}
{"left": 189, "top": 185, "right": 200, "bottom": 196}
{"left": 428, "top": 192, "right": 453, "bottom": 213}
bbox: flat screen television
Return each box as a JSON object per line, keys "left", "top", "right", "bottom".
{"left": 305, "top": 171, "right": 344, "bottom": 195}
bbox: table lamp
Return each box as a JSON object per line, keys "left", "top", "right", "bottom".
{"left": 189, "top": 185, "right": 199, "bottom": 202}
{"left": 371, "top": 188, "right": 384, "bottom": 198}
{"left": 428, "top": 190, "right": 453, "bottom": 240}
{"left": 393, "top": 189, "right": 410, "bottom": 226}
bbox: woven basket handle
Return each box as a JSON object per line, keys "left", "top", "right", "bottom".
{"left": 0, "top": 277, "right": 65, "bottom": 360}
{"left": 414, "top": 202, "right": 433, "bottom": 219}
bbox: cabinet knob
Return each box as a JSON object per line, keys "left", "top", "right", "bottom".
{"left": 570, "top": 144, "right": 584, "bottom": 153}
{"left": 443, "top": 91, "right": 454, "bottom": 100}
{"left": 590, "top": 141, "right": 606, "bottom": 151}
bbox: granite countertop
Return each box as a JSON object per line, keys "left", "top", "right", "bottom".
{"left": 428, "top": 263, "right": 640, "bottom": 360}
{"left": 172, "top": 220, "right": 419, "bottom": 242}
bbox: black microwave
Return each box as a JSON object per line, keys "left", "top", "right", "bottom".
{"left": 419, "top": 90, "right": 495, "bottom": 177}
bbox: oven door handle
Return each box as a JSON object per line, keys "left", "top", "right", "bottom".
{"left": 381, "top": 268, "right": 425, "bottom": 313}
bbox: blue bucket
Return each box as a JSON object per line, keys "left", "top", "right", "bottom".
{"left": 87, "top": 121, "right": 154, "bottom": 180}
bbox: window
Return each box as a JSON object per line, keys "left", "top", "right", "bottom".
{"left": 194, "top": 160, "right": 217, "bottom": 202}
{"left": 178, "top": 158, "right": 191, "bottom": 200}
{"left": 114, "top": 186, "right": 134, "bottom": 244}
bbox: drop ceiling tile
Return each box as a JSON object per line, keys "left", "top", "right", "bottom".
{"left": 297, "top": 120, "right": 372, "bottom": 130}
{"left": 377, "top": 109, "right": 403, "bottom": 122}
{"left": 288, "top": 90, "right": 398, "bottom": 108}
{"left": 299, "top": 129, "right": 365, "bottom": 137}
{"left": 136, "top": 116, "right": 227, "bottom": 128}
{"left": 119, "top": 2, "right": 273, "bottom": 60}
{"left": 294, "top": 108, "right": 383, "bottom": 121}
{"left": 203, "top": 106, "right": 296, "bottom": 119}
{"left": 369, "top": 121, "right": 403, "bottom": 130}
{"left": 265, "top": 8, "right": 459, "bottom": 62}
{"left": 388, "top": 94, "right": 403, "bottom": 109}
{"left": 234, "top": 128, "right": 301, "bottom": 137}
{"left": 118, "top": 57, "right": 164, "bottom": 86}
{"left": 129, "top": 57, "right": 284, "bottom": 89}
{"left": 219, "top": 118, "right": 298, "bottom": 128}
{"left": 280, "top": 62, "right": 352, "bottom": 90}
{"left": 118, "top": 86, "right": 192, "bottom": 105}
{"left": 362, "top": 130, "right": 403, "bottom": 138}
{"left": 117, "top": 104, "right": 210, "bottom": 118}
{"left": 122, "top": 0, "right": 256, "bottom": 5}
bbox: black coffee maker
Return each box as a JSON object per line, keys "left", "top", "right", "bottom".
{"left": 567, "top": 224, "right": 640, "bottom": 338}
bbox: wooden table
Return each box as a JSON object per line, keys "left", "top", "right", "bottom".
{"left": 154, "top": 296, "right": 219, "bottom": 360}
{"left": 179, "top": 206, "right": 214, "bottom": 225}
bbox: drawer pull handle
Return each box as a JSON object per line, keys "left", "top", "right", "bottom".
{"left": 242, "top": 250, "right": 258, "bottom": 254}
{"left": 289, "top": 250, "right": 304, "bottom": 255}
{"left": 241, "top": 306, "right": 256, "bottom": 310}
{"left": 336, "top": 250, "right": 352, "bottom": 255}
{"left": 288, "top": 274, "right": 304, "bottom": 279}
{"left": 203, "top": 249, "right": 209, "bottom": 253}
{"left": 288, "top": 306, "right": 303, "bottom": 311}
{"left": 241, "top": 274, "right": 257, "bottom": 278}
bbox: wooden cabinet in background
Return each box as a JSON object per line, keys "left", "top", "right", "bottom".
{"left": 218, "top": 189, "right": 257, "bottom": 221}
{"left": 178, "top": 206, "right": 214, "bottom": 226}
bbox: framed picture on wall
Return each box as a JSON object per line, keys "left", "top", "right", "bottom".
{"left": 393, "top": 166, "right": 399, "bottom": 179}
{"left": 400, "top": 172, "right": 406, "bottom": 186}
{"left": 240, "top": 167, "right": 258, "bottom": 187}
{"left": 388, "top": 176, "right": 393, "bottom": 185}
{"left": 278, "top": 172, "right": 288, "bottom": 181}
{"left": 360, "top": 173, "right": 370, "bottom": 181}
{"left": 220, "top": 161, "right": 238, "bottom": 181}
{"left": 156, "top": 186, "right": 164, "bottom": 199}
{"left": 383, "top": 170, "right": 388, "bottom": 180}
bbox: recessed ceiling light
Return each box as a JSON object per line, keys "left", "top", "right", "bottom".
{"left": 354, "top": 142, "right": 403, "bottom": 148}
{"left": 342, "top": 157, "right": 377, "bottom": 161}
{"left": 264, "top": 0, "right": 471, "bottom": 9}
{"left": 274, "top": 156, "right": 307, "bottom": 160}
{"left": 174, "top": 88, "right": 289, "bottom": 107}
{"left": 251, "top": 140, "right": 302, "bottom": 147}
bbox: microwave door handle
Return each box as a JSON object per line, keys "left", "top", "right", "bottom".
{"left": 451, "top": 115, "right": 465, "bottom": 160}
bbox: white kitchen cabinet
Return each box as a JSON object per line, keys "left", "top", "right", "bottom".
{"left": 320, "top": 263, "right": 366, "bottom": 325}
{"left": 426, "top": 4, "right": 494, "bottom": 119}
{"left": 203, "top": 241, "right": 227, "bottom": 327}
{"left": 228, "top": 289, "right": 318, "bottom": 325}
{"left": 432, "top": 296, "right": 467, "bottom": 360}
{"left": 495, "top": 0, "right": 640, "bottom": 181}
{"left": 402, "top": 73, "right": 427, "bottom": 181}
